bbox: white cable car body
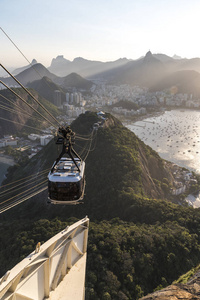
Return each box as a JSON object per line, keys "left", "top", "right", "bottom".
{"left": 48, "top": 157, "right": 85, "bottom": 205}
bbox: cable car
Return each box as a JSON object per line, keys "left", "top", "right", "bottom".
{"left": 48, "top": 158, "right": 85, "bottom": 205}
{"left": 47, "top": 126, "right": 85, "bottom": 205}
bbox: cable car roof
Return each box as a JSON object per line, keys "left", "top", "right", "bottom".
{"left": 48, "top": 158, "right": 85, "bottom": 183}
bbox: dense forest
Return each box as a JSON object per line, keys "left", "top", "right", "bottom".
{"left": 1, "top": 112, "right": 200, "bottom": 299}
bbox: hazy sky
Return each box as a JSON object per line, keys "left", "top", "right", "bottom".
{"left": 1, "top": 0, "right": 200, "bottom": 68}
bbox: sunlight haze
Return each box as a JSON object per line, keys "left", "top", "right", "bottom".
{"left": 1, "top": 0, "right": 200, "bottom": 68}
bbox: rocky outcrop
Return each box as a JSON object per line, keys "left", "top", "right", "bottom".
{"left": 140, "top": 273, "right": 200, "bottom": 299}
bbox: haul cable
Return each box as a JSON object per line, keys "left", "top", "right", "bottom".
{"left": 0, "top": 93, "right": 45, "bottom": 123}
{"left": 0, "top": 79, "right": 57, "bottom": 129}
{"left": 0, "top": 170, "right": 48, "bottom": 197}
{"left": 0, "top": 186, "right": 47, "bottom": 214}
{"left": 0, "top": 116, "right": 48, "bottom": 132}
{"left": 0, "top": 179, "right": 47, "bottom": 207}
{"left": 0, "top": 168, "right": 49, "bottom": 189}
{"left": 0, "top": 64, "right": 62, "bottom": 128}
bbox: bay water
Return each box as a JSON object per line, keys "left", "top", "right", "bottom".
{"left": 127, "top": 109, "right": 200, "bottom": 174}
{"left": 126, "top": 109, "right": 200, "bottom": 208}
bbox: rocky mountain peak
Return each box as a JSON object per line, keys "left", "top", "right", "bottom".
{"left": 145, "top": 50, "right": 153, "bottom": 58}
{"left": 143, "top": 50, "right": 158, "bottom": 63}
{"left": 31, "top": 59, "right": 37, "bottom": 64}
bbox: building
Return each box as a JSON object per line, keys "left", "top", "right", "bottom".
{"left": 28, "top": 134, "right": 40, "bottom": 141}
{"left": 66, "top": 92, "right": 70, "bottom": 103}
{"left": 53, "top": 90, "right": 62, "bottom": 107}
{"left": 40, "top": 135, "right": 53, "bottom": 146}
{"left": 0, "top": 137, "right": 18, "bottom": 148}
{"left": 70, "top": 93, "right": 74, "bottom": 104}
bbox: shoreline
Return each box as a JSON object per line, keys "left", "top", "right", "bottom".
{"left": 115, "top": 110, "right": 165, "bottom": 126}
{"left": 0, "top": 154, "right": 15, "bottom": 166}
{"left": 0, "top": 155, "right": 15, "bottom": 185}
{"left": 123, "top": 109, "right": 200, "bottom": 208}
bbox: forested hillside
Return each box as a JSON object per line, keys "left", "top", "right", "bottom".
{"left": 1, "top": 112, "right": 200, "bottom": 299}
{"left": 0, "top": 87, "right": 60, "bottom": 137}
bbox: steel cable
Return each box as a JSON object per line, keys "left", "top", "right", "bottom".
{"left": 0, "top": 64, "right": 63, "bottom": 128}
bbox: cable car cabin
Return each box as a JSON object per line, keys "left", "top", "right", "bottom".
{"left": 48, "top": 158, "right": 85, "bottom": 205}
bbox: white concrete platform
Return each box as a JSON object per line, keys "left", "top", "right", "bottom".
{"left": 47, "top": 254, "right": 86, "bottom": 300}
{"left": 0, "top": 217, "right": 89, "bottom": 300}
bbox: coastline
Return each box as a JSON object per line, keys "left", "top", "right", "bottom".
{"left": 0, "top": 154, "right": 15, "bottom": 166}
{"left": 123, "top": 108, "right": 200, "bottom": 208}
{"left": 0, "top": 154, "right": 15, "bottom": 185}
{"left": 116, "top": 110, "right": 165, "bottom": 126}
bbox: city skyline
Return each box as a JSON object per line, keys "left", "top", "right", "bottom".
{"left": 1, "top": 0, "right": 200, "bottom": 68}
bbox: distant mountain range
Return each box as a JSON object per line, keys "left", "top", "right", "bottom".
{"left": 48, "top": 55, "right": 130, "bottom": 78}
{"left": 12, "top": 59, "right": 38, "bottom": 75}
{"left": 0, "top": 64, "right": 94, "bottom": 93}
{"left": 2, "top": 51, "right": 200, "bottom": 96}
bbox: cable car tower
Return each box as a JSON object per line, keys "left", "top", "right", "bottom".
{"left": 48, "top": 126, "right": 85, "bottom": 205}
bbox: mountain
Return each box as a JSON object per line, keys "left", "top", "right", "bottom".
{"left": 27, "top": 76, "right": 66, "bottom": 104}
{"left": 1, "top": 112, "right": 182, "bottom": 220}
{"left": 153, "top": 54, "right": 200, "bottom": 74}
{"left": 2, "top": 112, "right": 200, "bottom": 299}
{"left": 173, "top": 54, "right": 183, "bottom": 60}
{"left": 95, "top": 51, "right": 167, "bottom": 87}
{"left": 1, "top": 63, "right": 94, "bottom": 94}
{"left": 87, "top": 51, "right": 200, "bottom": 96}
{"left": 59, "top": 72, "right": 94, "bottom": 90}
{"left": 151, "top": 69, "right": 200, "bottom": 97}
{"left": 153, "top": 53, "right": 174, "bottom": 62}
{"left": 0, "top": 87, "right": 60, "bottom": 137}
{"left": 13, "top": 59, "right": 38, "bottom": 75}
{"left": 0, "top": 63, "right": 58, "bottom": 86}
{"left": 48, "top": 55, "right": 130, "bottom": 77}
{"left": 4, "top": 53, "right": 200, "bottom": 97}
{"left": 176, "top": 57, "right": 200, "bottom": 73}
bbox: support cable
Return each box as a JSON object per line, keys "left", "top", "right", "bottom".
{"left": 0, "top": 179, "right": 48, "bottom": 207}
{"left": 0, "top": 27, "right": 64, "bottom": 97}
{"left": 0, "top": 79, "right": 57, "bottom": 128}
{"left": 0, "top": 64, "right": 63, "bottom": 128}
{"left": 0, "top": 186, "right": 47, "bottom": 214}
{"left": 0, "top": 103, "right": 45, "bottom": 122}
{"left": 0, "top": 116, "right": 48, "bottom": 132}
{"left": 0, "top": 170, "right": 48, "bottom": 197}
{"left": 0, "top": 93, "right": 45, "bottom": 123}
{"left": 0, "top": 168, "right": 49, "bottom": 189}
{"left": 82, "top": 130, "right": 95, "bottom": 161}
{"left": 0, "top": 27, "right": 34, "bottom": 71}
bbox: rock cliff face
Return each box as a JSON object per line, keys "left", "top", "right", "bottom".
{"left": 140, "top": 272, "right": 200, "bottom": 299}
{"left": 137, "top": 143, "right": 174, "bottom": 198}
